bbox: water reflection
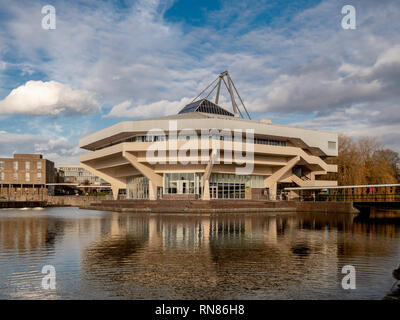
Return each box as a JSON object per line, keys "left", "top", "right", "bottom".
{"left": 0, "top": 208, "right": 399, "bottom": 299}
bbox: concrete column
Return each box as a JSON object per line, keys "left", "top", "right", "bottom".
{"left": 203, "top": 180, "right": 210, "bottom": 200}
{"left": 112, "top": 185, "right": 119, "bottom": 200}
{"left": 270, "top": 183, "right": 277, "bottom": 200}
{"left": 148, "top": 180, "right": 157, "bottom": 200}
{"left": 202, "top": 150, "right": 216, "bottom": 200}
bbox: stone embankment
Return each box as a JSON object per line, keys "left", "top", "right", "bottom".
{"left": 81, "top": 199, "right": 357, "bottom": 214}
{"left": 1, "top": 196, "right": 358, "bottom": 214}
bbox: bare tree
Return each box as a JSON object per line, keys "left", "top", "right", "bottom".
{"left": 321, "top": 135, "right": 399, "bottom": 185}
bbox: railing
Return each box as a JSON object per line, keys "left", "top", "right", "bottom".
{"left": 313, "top": 193, "right": 400, "bottom": 202}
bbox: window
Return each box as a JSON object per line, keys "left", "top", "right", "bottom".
{"left": 0, "top": 161, "right": 4, "bottom": 169}
{"left": 37, "top": 172, "right": 42, "bottom": 182}
{"left": 25, "top": 172, "right": 30, "bottom": 182}
{"left": 328, "top": 141, "right": 337, "bottom": 149}
{"left": 37, "top": 161, "right": 42, "bottom": 170}
{"left": 13, "top": 173, "right": 18, "bottom": 181}
{"left": 13, "top": 161, "right": 18, "bottom": 170}
{"left": 26, "top": 161, "right": 30, "bottom": 170}
{"left": 0, "top": 172, "right": 4, "bottom": 181}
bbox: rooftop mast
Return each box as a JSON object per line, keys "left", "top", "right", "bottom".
{"left": 190, "top": 71, "right": 251, "bottom": 120}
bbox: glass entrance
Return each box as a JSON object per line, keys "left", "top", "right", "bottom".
{"left": 210, "top": 184, "right": 217, "bottom": 199}
{"left": 163, "top": 173, "right": 201, "bottom": 195}
{"left": 209, "top": 182, "right": 246, "bottom": 199}
{"left": 177, "top": 180, "right": 190, "bottom": 194}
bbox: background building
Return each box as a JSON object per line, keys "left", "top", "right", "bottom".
{"left": 0, "top": 154, "right": 56, "bottom": 200}
{"left": 58, "top": 165, "right": 108, "bottom": 185}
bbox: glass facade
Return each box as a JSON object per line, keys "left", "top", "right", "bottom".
{"left": 209, "top": 173, "right": 264, "bottom": 199}
{"left": 59, "top": 166, "right": 104, "bottom": 184}
{"left": 126, "top": 176, "right": 149, "bottom": 199}
{"left": 163, "top": 173, "right": 202, "bottom": 195}
{"left": 126, "top": 172, "right": 265, "bottom": 200}
{"left": 162, "top": 172, "right": 264, "bottom": 199}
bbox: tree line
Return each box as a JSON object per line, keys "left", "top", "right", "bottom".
{"left": 323, "top": 135, "right": 400, "bottom": 185}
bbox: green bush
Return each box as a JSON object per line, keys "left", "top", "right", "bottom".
{"left": 88, "top": 192, "right": 110, "bottom": 197}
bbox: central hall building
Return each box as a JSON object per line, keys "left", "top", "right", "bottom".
{"left": 79, "top": 98, "right": 338, "bottom": 201}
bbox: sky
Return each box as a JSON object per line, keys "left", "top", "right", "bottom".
{"left": 0, "top": 0, "right": 399, "bottom": 166}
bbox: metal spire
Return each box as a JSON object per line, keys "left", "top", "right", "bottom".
{"left": 191, "top": 71, "right": 251, "bottom": 120}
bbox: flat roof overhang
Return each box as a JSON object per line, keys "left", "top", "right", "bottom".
{"left": 79, "top": 115, "right": 338, "bottom": 157}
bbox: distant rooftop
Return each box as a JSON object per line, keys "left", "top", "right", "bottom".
{"left": 178, "top": 99, "right": 234, "bottom": 117}
{"left": 13, "top": 154, "right": 43, "bottom": 159}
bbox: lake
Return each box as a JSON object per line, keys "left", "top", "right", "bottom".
{"left": 0, "top": 207, "right": 399, "bottom": 299}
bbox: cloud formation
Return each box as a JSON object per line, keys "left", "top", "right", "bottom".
{"left": 0, "top": 0, "right": 400, "bottom": 161}
{"left": 0, "top": 80, "right": 100, "bottom": 116}
{"left": 0, "top": 130, "right": 84, "bottom": 166}
{"left": 105, "top": 97, "right": 192, "bottom": 118}
{"left": 253, "top": 44, "right": 400, "bottom": 113}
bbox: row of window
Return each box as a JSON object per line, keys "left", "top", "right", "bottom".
{"left": 253, "top": 138, "right": 287, "bottom": 147}
{"left": 0, "top": 161, "right": 42, "bottom": 170}
{"left": 123, "top": 135, "right": 287, "bottom": 146}
{"left": 95, "top": 135, "right": 288, "bottom": 150}
{"left": 60, "top": 167, "right": 85, "bottom": 172}
{"left": 0, "top": 172, "right": 42, "bottom": 182}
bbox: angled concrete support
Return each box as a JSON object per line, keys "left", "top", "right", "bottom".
{"left": 122, "top": 151, "right": 163, "bottom": 200}
{"left": 202, "top": 150, "right": 217, "bottom": 200}
{"left": 111, "top": 186, "right": 120, "bottom": 201}
{"left": 80, "top": 163, "right": 126, "bottom": 200}
{"left": 264, "top": 156, "right": 300, "bottom": 200}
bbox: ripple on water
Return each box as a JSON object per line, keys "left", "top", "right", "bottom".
{"left": 0, "top": 208, "right": 400, "bottom": 299}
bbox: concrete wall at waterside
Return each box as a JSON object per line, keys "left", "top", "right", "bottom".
{"left": 296, "top": 201, "right": 357, "bottom": 213}
{"left": 46, "top": 196, "right": 113, "bottom": 207}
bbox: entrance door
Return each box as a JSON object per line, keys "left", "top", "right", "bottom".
{"left": 177, "top": 180, "right": 190, "bottom": 194}
{"left": 210, "top": 185, "right": 217, "bottom": 199}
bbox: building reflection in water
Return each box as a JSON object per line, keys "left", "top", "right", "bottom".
{"left": 0, "top": 208, "right": 399, "bottom": 299}
{"left": 81, "top": 212, "right": 400, "bottom": 299}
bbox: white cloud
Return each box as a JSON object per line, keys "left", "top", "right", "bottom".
{"left": 248, "top": 44, "right": 400, "bottom": 116}
{"left": 0, "top": 130, "right": 84, "bottom": 166}
{"left": 0, "top": 80, "right": 100, "bottom": 116}
{"left": 105, "top": 97, "right": 192, "bottom": 118}
{"left": 0, "top": 0, "right": 400, "bottom": 153}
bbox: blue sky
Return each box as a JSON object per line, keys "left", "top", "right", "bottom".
{"left": 0, "top": 0, "right": 400, "bottom": 165}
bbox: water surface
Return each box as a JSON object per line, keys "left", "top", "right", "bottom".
{"left": 0, "top": 207, "right": 399, "bottom": 299}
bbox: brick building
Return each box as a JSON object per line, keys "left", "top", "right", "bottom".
{"left": 0, "top": 154, "right": 56, "bottom": 200}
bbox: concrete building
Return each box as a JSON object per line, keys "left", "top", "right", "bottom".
{"left": 79, "top": 99, "right": 338, "bottom": 201}
{"left": 0, "top": 154, "right": 55, "bottom": 200}
{"left": 58, "top": 164, "right": 107, "bottom": 185}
